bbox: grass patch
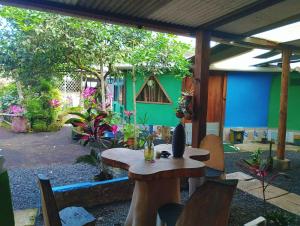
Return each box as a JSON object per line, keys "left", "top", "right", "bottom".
{"left": 223, "top": 143, "right": 240, "bottom": 153}
{"left": 0, "top": 121, "right": 11, "bottom": 129}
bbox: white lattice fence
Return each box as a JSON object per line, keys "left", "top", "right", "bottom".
{"left": 59, "top": 75, "right": 82, "bottom": 107}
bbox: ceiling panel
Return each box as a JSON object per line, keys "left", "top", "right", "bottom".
{"left": 146, "top": 0, "right": 258, "bottom": 27}
{"left": 216, "top": 0, "right": 300, "bottom": 35}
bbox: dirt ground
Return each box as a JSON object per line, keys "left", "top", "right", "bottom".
{"left": 0, "top": 126, "right": 89, "bottom": 169}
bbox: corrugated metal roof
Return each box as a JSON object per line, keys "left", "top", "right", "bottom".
{"left": 3, "top": 0, "right": 300, "bottom": 51}
{"left": 216, "top": 0, "right": 300, "bottom": 35}
{"left": 147, "top": 0, "right": 257, "bottom": 27}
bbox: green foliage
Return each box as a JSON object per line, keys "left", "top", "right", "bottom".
{"left": 266, "top": 210, "right": 295, "bottom": 226}
{"left": 75, "top": 154, "right": 98, "bottom": 166}
{"left": 0, "top": 83, "right": 19, "bottom": 112}
{"left": 23, "top": 78, "right": 62, "bottom": 131}
{"left": 31, "top": 120, "right": 48, "bottom": 132}
{"left": 0, "top": 6, "right": 191, "bottom": 85}
{"left": 47, "top": 122, "right": 62, "bottom": 132}
{"left": 126, "top": 33, "right": 191, "bottom": 78}
{"left": 248, "top": 148, "right": 262, "bottom": 166}
{"left": 122, "top": 124, "right": 139, "bottom": 141}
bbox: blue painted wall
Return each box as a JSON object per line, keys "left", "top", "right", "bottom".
{"left": 225, "top": 72, "right": 273, "bottom": 128}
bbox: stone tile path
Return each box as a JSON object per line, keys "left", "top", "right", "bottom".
{"left": 228, "top": 172, "right": 300, "bottom": 216}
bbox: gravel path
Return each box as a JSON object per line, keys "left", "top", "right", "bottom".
{"left": 9, "top": 163, "right": 99, "bottom": 210}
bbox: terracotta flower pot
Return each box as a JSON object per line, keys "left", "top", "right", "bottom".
{"left": 11, "top": 116, "right": 27, "bottom": 133}
{"left": 127, "top": 137, "right": 135, "bottom": 147}
{"left": 184, "top": 112, "right": 192, "bottom": 120}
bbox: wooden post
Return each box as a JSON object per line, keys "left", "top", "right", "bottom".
{"left": 277, "top": 49, "right": 291, "bottom": 160}
{"left": 132, "top": 66, "right": 137, "bottom": 147}
{"left": 192, "top": 31, "right": 210, "bottom": 148}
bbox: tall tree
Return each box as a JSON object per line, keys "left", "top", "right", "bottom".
{"left": 0, "top": 6, "right": 191, "bottom": 113}
{"left": 0, "top": 6, "right": 149, "bottom": 109}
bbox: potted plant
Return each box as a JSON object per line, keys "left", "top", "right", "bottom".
{"left": 175, "top": 90, "right": 193, "bottom": 120}
{"left": 10, "top": 105, "right": 27, "bottom": 133}
{"left": 122, "top": 123, "right": 139, "bottom": 147}
{"left": 175, "top": 107, "right": 184, "bottom": 118}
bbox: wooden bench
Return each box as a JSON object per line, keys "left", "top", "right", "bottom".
{"left": 38, "top": 174, "right": 96, "bottom": 226}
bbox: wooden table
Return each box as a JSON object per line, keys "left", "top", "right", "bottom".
{"left": 101, "top": 144, "right": 209, "bottom": 226}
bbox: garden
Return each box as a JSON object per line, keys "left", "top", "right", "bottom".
{"left": 0, "top": 5, "right": 300, "bottom": 226}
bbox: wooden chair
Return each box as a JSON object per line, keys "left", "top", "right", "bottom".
{"left": 189, "top": 134, "right": 226, "bottom": 195}
{"left": 158, "top": 179, "right": 238, "bottom": 226}
{"left": 200, "top": 134, "right": 225, "bottom": 179}
{"left": 37, "top": 174, "right": 96, "bottom": 226}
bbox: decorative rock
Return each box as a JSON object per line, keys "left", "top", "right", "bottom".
{"left": 11, "top": 116, "right": 27, "bottom": 133}
{"left": 172, "top": 123, "right": 186, "bottom": 158}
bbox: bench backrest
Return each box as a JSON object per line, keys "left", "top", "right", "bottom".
{"left": 176, "top": 179, "right": 238, "bottom": 226}
{"left": 37, "top": 174, "right": 62, "bottom": 226}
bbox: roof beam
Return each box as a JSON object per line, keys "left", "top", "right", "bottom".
{"left": 254, "top": 55, "right": 300, "bottom": 67}
{"left": 0, "top": 0, "right": 195, "bottom": 36}
{"left": 254, "top": 50, "right": 279, "bottom": 59}
{"left": 210, "top": 44, "right": 250, "bottom": 64}
{"left": 198, "top": 0, "right": 283, "bottom": 29}
{"left": 211, "top": 30, "right": 300, "bottom": 52}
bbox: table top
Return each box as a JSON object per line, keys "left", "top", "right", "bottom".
{"left": 101, "top": 144, "right": 210, "bottom": 181}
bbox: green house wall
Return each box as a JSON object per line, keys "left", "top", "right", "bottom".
{"left": 268, "top": 71, "right": 300, "bottom": 130}
{"left": 125, "top": 74, "right": 182, "bottom": 126}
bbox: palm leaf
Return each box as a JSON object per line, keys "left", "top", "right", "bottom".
{"left": 68, "top": 112, "right": 88, "bottom": 120}
{"left": 65, "top": 118, "right": 84, "bottom": 126}
{"left": 75, "top": 154, "right": 98, "bottom": 166}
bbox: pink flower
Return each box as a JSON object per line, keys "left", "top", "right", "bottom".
{"left": 255, "top": 169, "right": 267, "bottom": 177}
{"left": 111, "top": 125, "right": 118, "bottom": 135}
{"left": 83, "top": 87, "right": 97, "bottom": 99}
{"left": 50, "top": 99, "right": 60, "bottom": 108}
{"left": 106, "top": 92, "right": 113, "bottom": 99}
{"left": 9, "top": 105, "right": 24, "bottom": 114}
{"left": 124, "top": 110, "right": 133, "bottom": 117}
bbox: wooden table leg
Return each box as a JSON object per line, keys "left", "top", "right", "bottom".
{"left": 125, "top": 178, "right": 180, "bottom": 226}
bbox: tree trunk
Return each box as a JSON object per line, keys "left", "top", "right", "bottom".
{"left": 16, "top": 81, "right": 24, "bottom": 101}
{"left": 100, "top": 64, "right": 106, "bottom": 111}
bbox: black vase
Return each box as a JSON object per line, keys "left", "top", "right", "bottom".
{"left": 172, "top": 123, "right": 186, "bottom": 158}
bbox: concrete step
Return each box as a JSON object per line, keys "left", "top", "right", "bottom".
{"left": 14, "top": 208, "right": 38, "bottom": 226}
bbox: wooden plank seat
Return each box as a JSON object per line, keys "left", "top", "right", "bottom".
{"left": 37, "top": 174, "right": 95, "bottom": 226}
{"left": 206, "top": 167, "right": 224, "bottom": 178}
{"left": 158, "top": 179, "right": 238, "bottom": 226}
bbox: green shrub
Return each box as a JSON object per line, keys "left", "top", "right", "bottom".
{"left": 47, "top": 122, "right": 62, "bottom": 132}
{"left": 32, "top": 120, "right": 48, "bottom": 132}
{"left": 24, "top": 78, "right": 63, "bottom": 131}
{"left": 0, "top": 83, "right": 19, "bottom": 112}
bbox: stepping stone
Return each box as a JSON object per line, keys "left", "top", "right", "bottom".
{"left": 14, "top": 208, "right": 38, "bottom": 226}
{"left": 268, "top": 193, "right": 300, "bottom": 216}
{"left": 226, "top": 172, "right": 253, "bottom": 181}
{"left": 237, "top": 179, "right": 262, "bottom": 192}
{"left": 238, "top": 179, "right": 288, "bottom": 200}
{"left": 244, "top": 216, "right": 266, "bottom": 226}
